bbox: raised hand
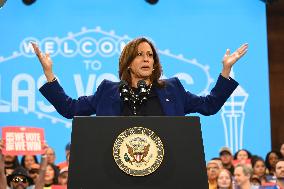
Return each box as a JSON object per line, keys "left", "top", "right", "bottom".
{"left": 221, "top": 43, "right": 248, "bottom": 78}
{"left": 41, "top": 142, "right": 49, "bottom": 155}
{"left": 31, "top": 42, "right": 55, "bottom": 82}
{"left": 0, "top": 139, "right": 3, "bottom": 155}
{"left": 0, "top": 139, "right": 7, "bottom": 189}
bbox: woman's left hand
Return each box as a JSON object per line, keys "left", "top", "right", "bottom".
{"left": 221, "top": 43, "right": 248, "bottom": 78}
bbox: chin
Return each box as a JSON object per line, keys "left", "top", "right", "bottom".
{"left": 139, "top": 72, "right": 152, "bottom": 78}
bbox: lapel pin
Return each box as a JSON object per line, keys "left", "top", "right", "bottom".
{"left": 166, "top": 99, "right": 170, "bottom": 102}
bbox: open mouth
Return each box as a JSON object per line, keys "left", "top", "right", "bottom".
{"left": 141, "top": 65, "right": 150, "bottom": 70}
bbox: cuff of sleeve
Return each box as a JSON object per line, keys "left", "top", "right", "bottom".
{"left": 216, "top": 74, "right": 239, "bottom": 95}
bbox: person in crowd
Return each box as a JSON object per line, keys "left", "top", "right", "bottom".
{"left": 31, "top": 38, "right": 248, "bottom": 118}
{"left": 46, "top": 147, "right": 56, "bottom": 165}
{"left": 211, "top": 158, "right": 224, "bottom": 169}
{"left": 280, "top": 144, "right": 284, "bottom": 158}
{"left": 219, "top": 147, "right": 234, "bottom": 175}
{"left": 260, "top": 158, "right": 284, "bottom": 189}
{"left": 252, "top": 156, "right": 268, "bottom": 185}
{"left": 28, "top": 163, "right": 40, "bottom": 184}
{"left": 274, "top": 159, "right": 284, "bottom": 189}
{"left": 251, "top": 174, "right": 262, "bottom": 187}
{"left": 3, "top": 154, "right": 20, "bottom": 176}
{"left": 21, "top": 155, "right": 39, "bottom": 171}
{"left": 44, "top": 163, "right": 59, "bottom": 188}
{"left": 57, "top": 142, "right": 70, "bottom": 170}
{"left": 234, "top": 164, "right": 259, "bottom": 189}
{"left": 0, "top": 140, "right": 48, "bottom": 189}
{"left": 216, "top": 168, "right": 233, "bottom": 189}
{"left": 234, "top": 149, "right": 252, "bottom": 167}
{"left": 207, "top": 160, "right": 222, "bottom": 189}
{"left": 5, "top": 166, "right": 35, "bottom": 189}
{"left": 265, "top": 151, "right": 282, "bottom": 177}
{"left": 58, "top": 166, "right": 68, "bottom": 186}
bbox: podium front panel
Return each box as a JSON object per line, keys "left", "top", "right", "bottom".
{"left": 68, "top": 116, "right": 208, "bottom": 189}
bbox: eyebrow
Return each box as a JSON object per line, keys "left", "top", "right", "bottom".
{"left": 138, "top": 50, "right": 153, "bottom": 52}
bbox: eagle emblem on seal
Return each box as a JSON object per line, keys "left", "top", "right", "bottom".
{"left": 113, "top": 127, "right": 164, "bottom": 176}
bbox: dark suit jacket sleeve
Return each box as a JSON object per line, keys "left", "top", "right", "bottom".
{"left": 39, "top": 80, "right": 106, "bottom": 119}
{"left": 176, "top": 74, "right": 239, "bottom": 115}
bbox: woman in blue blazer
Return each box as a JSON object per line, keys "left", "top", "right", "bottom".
{"left": 31, "top": 37, "right": 248, "bottom": 118}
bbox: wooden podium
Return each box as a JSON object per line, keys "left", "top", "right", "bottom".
{"left": 68, "top": 116, "right": 208, "bottom": 189}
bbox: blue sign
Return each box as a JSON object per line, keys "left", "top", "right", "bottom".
{"left": 0, "top": 0, "right": 270, "bottom": 163}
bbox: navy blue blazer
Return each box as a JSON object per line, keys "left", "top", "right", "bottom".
{"left": 39, "top": 75, "right": 238, "bottom": 119}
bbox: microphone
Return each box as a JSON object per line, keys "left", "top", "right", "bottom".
{"left": 119, "top": 80, "right": 130, "bottom": 102}
{"left": 137, "top": 80, "right": 148, "bottom": 104}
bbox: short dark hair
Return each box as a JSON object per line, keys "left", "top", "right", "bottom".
{"left": 275, "top": 158, "right": 284, "bottom": 167}
{"left": 234, "top": 149, "right": 252, "bottom": 160}
{"left": 251, "top": 156, "right": 265, "bottom": 169}
{"left": 265, "top": 150, "right": 282, "bottom": 171}
{"left": 20, "top": 155, "right": 39, "bottom": 169}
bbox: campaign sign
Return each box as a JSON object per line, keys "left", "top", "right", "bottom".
{"left": 2, "top": 126, "right": 44, "bottom": 155}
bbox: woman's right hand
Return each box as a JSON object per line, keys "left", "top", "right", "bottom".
{"left": 31, "top": 42, "right": 55, "bottom": 82}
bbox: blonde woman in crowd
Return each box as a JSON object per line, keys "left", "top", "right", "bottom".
{"left": 216, "top": 169, "right": 233, "bottom": 189}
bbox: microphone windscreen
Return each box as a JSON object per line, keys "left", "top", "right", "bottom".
{"left": 137, "top": 80, "right": 146, "bottom": 88}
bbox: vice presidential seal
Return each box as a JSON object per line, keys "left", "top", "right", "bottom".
{"left": 113, "top": 127, "right": 164, "bottom": 176}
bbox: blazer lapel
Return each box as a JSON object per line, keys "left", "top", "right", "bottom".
{"left": 110, "top": 88, "right": 122, "bottom": 116}
{"left": 155, "top": 87, "right": 176, "bottom": 116}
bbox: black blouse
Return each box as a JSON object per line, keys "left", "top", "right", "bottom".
{"left": 121, "top": 87, "right": 164, "bottom": 116}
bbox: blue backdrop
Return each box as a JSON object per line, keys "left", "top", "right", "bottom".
{"left": 0, "top": 0, "right": 270, "bottom": 163}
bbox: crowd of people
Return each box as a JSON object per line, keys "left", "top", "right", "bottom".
{"left": 0, "top": 141, "right": 70, "bottom": 189}
{"left": 1, "top": 140, "right": 283, "bottom": 189}
{"left": 207, "top": 143, "right": 284, "bottom": 189}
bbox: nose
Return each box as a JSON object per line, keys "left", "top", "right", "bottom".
{"left": 143, "top": 54, "right": 149, "bottom": 62}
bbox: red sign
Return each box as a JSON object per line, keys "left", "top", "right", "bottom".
{"left": 232, "top": 159, "right": 252, "bottom": 167}
{"left": 2, "top": 126, "right": 45, "bottom": 155}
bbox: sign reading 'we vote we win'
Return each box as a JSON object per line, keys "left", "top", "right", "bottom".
{"left": 1, "top": 127, "right": 45, "bottom": 155}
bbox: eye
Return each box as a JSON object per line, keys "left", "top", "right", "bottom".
{"left": 148, "top": 53, "right": 153, "bottom": 57}
{"left": 137, "top": 52, "right": 143, "bottom": 56}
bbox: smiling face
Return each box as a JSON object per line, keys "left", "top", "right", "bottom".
{"left": 207, "top": 162, "right": 220, "bottom": 181}
{"left": 217, "top": 169, "right": 232, "bottom": 188}
{"left": 220, "top": 151, "right": 233, "bottom": 165}
{"left": 268, "top": 152, "right": 279, "bottom": 168}
{"left": 253, "top": 160, "right": 266, "bottom": 177}
{"left": 237, "top": 150, "right": 249, "bottom": 161}
{"left": 10, "top": 176, "right": 29, "bottom": 189}
{"left": 275, "top": 160, "right": 284, "bottom": 180}
{"left": 44, "top": 164, "right": 55, "bottom": 185}
{"left": 128, "top": 42, "right": 154, "bottom": 87}
{"left": 234, "top": 166, "right": 250, "bottom": 187}
{"left": 24, "top": 155, "right": 36, "bottom": 170}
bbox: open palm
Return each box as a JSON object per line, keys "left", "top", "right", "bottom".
{"left": 31, "top": 42, "right": 55, "bottom": 82}
{"left": 222, "top": 43, "right": 248, "bottom": 68}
